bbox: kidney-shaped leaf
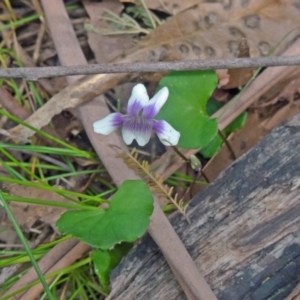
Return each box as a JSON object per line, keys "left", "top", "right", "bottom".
{"left": 156, "top": 70, "right": 218, "bottom": 149}
{"left": 56, "top": 180, "right": 154, "bottom": 249}
{"left": 92, "top": 242, "right": 133, "bottom": 292}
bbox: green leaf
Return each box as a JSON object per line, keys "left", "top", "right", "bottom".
{"left": 200, "top": 99, "right": 247, "bottom": 158}
{"left": 56, "top": 180, "right": 154, "bottom": 249}
{"left": 156, "top": 70, "right": 218, "bottom": 149}
{"left": 206, "top": 98, "right": 223, "bottom": 116}
{"left": 224, "top": 111, "right": 247, "bottom": 134}
{"left": 92, "top": 242, "right": 133, "bottom": 292}
{"left": 200, "top": 135, "right": 223, "bottom": 158}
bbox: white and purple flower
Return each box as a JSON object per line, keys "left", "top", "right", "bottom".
{"left": 93, "top": 84, "right": 180, "bottom": 146}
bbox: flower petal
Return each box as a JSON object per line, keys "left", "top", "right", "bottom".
{"left": 122, "top": 129, "right": 152, "bottom": 146}
{"left": 93, "top": 113, "right": 125, "bottom": 135}
{"left": 143, "top": 87, "right": 169, "bottom": 119}
{"left": 122, "top": 118, "right": 152, "bottom": 146}
{"left": 152, "top": 120, "right": 180, "bottom": 146}
{"left": 127, "top": 84, "right": 149, "bottom": 117}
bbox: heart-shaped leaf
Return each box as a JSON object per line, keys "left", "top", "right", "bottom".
{"left": 56, "top": 180, "right": 154, "bottom": 249}
{"left": 92, "top": 242, "right": 133, "bottom": 292}
{"left": 156, "top": 70, "right": 218, "bottom": 149}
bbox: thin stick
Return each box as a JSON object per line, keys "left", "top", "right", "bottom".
{"left": 218, "top": 130, "right": 236, "bottom": 160}
{"left": 171, "top": 146, "right": 189, "bottom": 162}
{"left": 1, "top": 55, "right": 300, "bottom": 80}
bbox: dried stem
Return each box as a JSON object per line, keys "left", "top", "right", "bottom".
{"left": 1, "top": 55, "right": 300, "bottom": 80}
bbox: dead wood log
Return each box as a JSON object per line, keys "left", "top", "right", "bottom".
{"left": 108, "top": 112, "right": 300, "bottom": 300}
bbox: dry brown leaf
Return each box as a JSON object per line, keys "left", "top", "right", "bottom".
{"left": 218, "top": 39, "right": 256, "bottom": 89}
{"left": 8, "top": 0, "right": 300, "bottom": 142}
{"left": 0, "top": 185, "right": 70, "bottom": 231}
{"left": 52, "top": 112, "right": 83, "bottom": 142}
{"left": 138, "top": 1, "right": 300, "bottom": 61}
{"left": 0, "top": 87, "right": 30, "bottom": 120}
{"left": 83, "top": 0, "right": 133, "bottom": 63}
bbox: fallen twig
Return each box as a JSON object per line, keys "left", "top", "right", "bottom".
{"left": 1, "top": 55, "right": 300, "bottom": 80}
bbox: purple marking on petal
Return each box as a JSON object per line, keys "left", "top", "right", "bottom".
{"left": 123, "top": 117, "right": 152, "bottom": 134}
{"left": 93, "top": 112, "right": 127, "bottom": 135}
{"left": 111, "top": 113, "right": 127, "bottom": 126}
{"left": 142, "top": 103, "right": 157, "bottom": 119}
{"left": 143, "top": 87, "right": 169, "bottom": 119}
{"left": 122, "top": 117, "right": 153, "bottom": 146}
{"left": 152, "top": 119, "right": 165, "bottom": 134}
{"left": 127, "top": 99, "right": 143, "bottom": 117}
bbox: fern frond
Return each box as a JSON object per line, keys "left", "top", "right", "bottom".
{"left": 118, "top": 148, "right": 188, "bottom": 217}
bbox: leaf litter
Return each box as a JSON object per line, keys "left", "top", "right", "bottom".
{"left": 1, "top": 0, "right": 300, "bottom": 298}
{"left": 7, "top": 0, "right": 300, "bottom": 142}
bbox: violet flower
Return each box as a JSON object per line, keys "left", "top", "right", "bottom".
{"left": 93, "top": 84, "right": 180, "bottom": 146}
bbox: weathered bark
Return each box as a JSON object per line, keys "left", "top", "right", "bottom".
{"left": 108, "top": 113, "right": 300, "bottom": 300}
